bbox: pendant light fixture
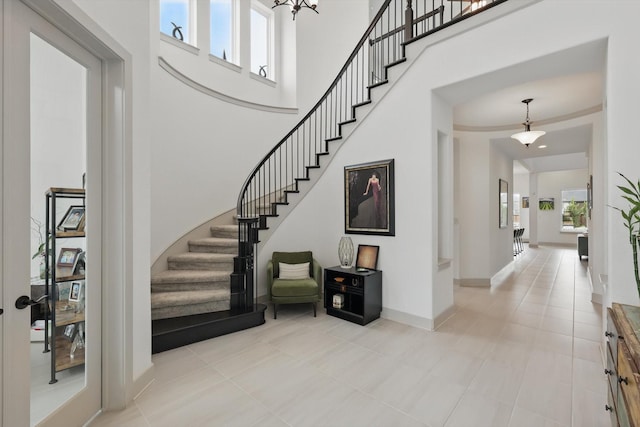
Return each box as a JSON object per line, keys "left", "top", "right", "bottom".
{"left": 273, "top": 0, "right": 319, "bottom": 20}
{"left": 511, "top": 98, "right": 546, "bottom": 148}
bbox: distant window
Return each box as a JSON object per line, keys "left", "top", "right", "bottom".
{"left": 250, "top": 3, "right": 273, "bottom": 79}
{"left": 160, "top": 0, "right": 195, "bottom": 45}
{"left": 561, "top": 189, "right": 588, "bottom": 230}
{"left": 513, "top": 193, "right": 521, "bottom": 227}
{"left": 210, "top": 0, "right": 235, "bottom": 61}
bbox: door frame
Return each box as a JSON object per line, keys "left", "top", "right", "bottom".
{"left": 1, "top": 0, "right": 133, "bottom": 424}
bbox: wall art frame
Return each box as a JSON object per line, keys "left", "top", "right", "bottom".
{"left": 539, "top": 198, "right": 555, "bottom": 211}
{"left": 344, "top": 159, "right": 395, "bottom": 236}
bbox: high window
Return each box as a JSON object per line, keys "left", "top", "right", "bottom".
{"left": 250, "top": 2, "right": 273, "bottom": 79}
{"left": 210, "top": 0, "right": 235, "bottom": 61}
{"left": 160, "top": 0, "right": 195, "bottom": 45}
{"left": 561, "top": 189, "right": 588, "bottom": 230}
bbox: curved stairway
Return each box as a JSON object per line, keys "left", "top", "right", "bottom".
{"left": 151, "top": 225, "right": 237, "bottom": 320}
{"left": 151, "top": 223, "right": 266, "bottom": 353}
{"left": 152, "top": 0, "right": 508, "bottom": 353}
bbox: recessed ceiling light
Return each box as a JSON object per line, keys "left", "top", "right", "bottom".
{"left": 538, "top": 145, "right": 547, "bottom": 149}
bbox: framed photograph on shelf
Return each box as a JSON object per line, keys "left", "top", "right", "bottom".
{"left": 344, "top": 159, "right": 395, "bottom": 236}
{"left": 69, "top": 282, "right": 82, "bottom": 302}
{"left": 356, "top": 245, "right": 379, "bottom": 270}
{"left": 57, "top": 205, "right": 85, "bottom": 231}
{"left": 57, "top": 248, "right": 82, "bottom": 268}
{"left": 72, "top": 251, "right": 86, "bottom": 276}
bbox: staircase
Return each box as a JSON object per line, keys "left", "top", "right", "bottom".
{"left": 151, "top": 222, "right": 266, "bottom": 353}
{"left": 151, "top": 224, "right": 237, "bottom": 320}
{"left": 152, "top": 0, "right": 508, "bottom": 353}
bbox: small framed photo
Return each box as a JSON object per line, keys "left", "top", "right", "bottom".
{"left": 58, "top": 205, "right": 85, "bottom": 231}
{"left": 356, "top": 245, "right": 380, "bottom": 270}
{"left": 63, "top": 323, "right": 76, "bottom": 341}
{"left": 72, "top": 251, "right": 86, "bottom": 276}
{"left": 69, "top": 282, "right": 82, "bottom": 302}
{"left": 57, "top": 248, "right": 82, "bottom": 268}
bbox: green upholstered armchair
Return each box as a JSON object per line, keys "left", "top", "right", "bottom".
{"left": 267, "top": 251, "right": 322, "bottom": 319}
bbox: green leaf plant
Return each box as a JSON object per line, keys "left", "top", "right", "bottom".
{"left": 611, "top": 172, "right": 640, "bottom": 299}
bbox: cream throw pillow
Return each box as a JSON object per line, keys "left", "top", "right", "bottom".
{"left": 279, "top": 262, "right": 310, "bottom": 280}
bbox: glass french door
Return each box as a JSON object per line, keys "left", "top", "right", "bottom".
{"left": 1, "top": 0, "right": 102, "bottom": 426}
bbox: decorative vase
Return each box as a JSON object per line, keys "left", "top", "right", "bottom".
{"left": 338, "top": 236, "right": 354, "bottom": 269}
{"left": 39, "top": 259, "right": 46, "bottom": 279}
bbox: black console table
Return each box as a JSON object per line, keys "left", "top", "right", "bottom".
{"left": 324, "top": 266, "right": 382, "bottom": 325}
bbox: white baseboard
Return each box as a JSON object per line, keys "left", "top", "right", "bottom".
{"left": 132, "top": 364, "right": 155, "bottom": 401}
{"left": 455, "top": 278, "right": 491, "bottom": 287}
{"left": 433, "top": 305, "right": 456, "bottom": 329}
{"left": 381, "top": 307, "right": 434, "bottom": 331}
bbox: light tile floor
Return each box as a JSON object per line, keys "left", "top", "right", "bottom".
{"left": 90, "top": 246, "right": 610, "bottom": 427}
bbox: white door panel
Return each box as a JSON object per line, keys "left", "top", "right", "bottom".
{"left": 2, "top": 1, "right": 102, "bottom": 426}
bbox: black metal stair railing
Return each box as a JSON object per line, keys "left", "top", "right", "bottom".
{"left": 231, "top": 0, "right": 507, "bottom": 312}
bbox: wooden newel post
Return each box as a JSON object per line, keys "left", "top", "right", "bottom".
{"left": 405, "top": 0, "right": 414, "bottom": 41}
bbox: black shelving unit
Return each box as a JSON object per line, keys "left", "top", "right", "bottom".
{"left": 44, "top": 188, "right": 86, "bottom": 384}
{"left": 324, "top": 266, "right": 382, "bottom": 325}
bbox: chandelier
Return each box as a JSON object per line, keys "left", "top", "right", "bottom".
{"left": 511, "top": 98, "right": 546, "bottom": 148}
{"left": 273, "top": 0, "right": 319, "bottom": 20}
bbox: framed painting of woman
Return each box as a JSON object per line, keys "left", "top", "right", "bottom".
{"left": 344, "top": 159, "right": 395, "bottom": 236}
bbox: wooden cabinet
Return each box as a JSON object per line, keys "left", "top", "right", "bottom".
{"left": 606, "top": 303, "right": 640, "bottom": 426}
{"left": 44, "top": 188, "right": 86, "bottom": 384}
{"left": 324, "top": 266, "right": 382, "bottom": 325}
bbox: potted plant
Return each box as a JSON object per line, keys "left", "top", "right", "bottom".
{"left": 613, "top": 172, "right": 640, "bottom": 299}
{"left": 565, "top": 198, "right": 587, "bottom": 228}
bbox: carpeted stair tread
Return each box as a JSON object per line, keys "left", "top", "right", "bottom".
{"left": 151, "top": 289, "right": 229, "bottom": 308}
{"left": 210, "top": 225, "right": 238, "bottom": 239}
{"left": 169, "top": 252, "right": 234, "bottom": 262}
{"left": 168, "top": 252, "right": 234, "bottom": 270}
{"left": 188, "top": 237, "right": 238, "bottom": 254}
{"left": 152, "top": 269, "right": 230, "bottom": 284}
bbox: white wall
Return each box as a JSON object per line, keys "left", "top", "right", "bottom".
{"left": 454, "top": 132, "right": 492, "bottom": 282}
{"left": 261, "top": 67, "right": 435, "bottom": 324}
{"left": 263, "top": 0, "right": 640, "bottom": 327}
{"left": 489, "top": 143, "right": 514, "bottom": 277}
{"left": 295, "top": 0, "right": 370, "bottom": 113}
